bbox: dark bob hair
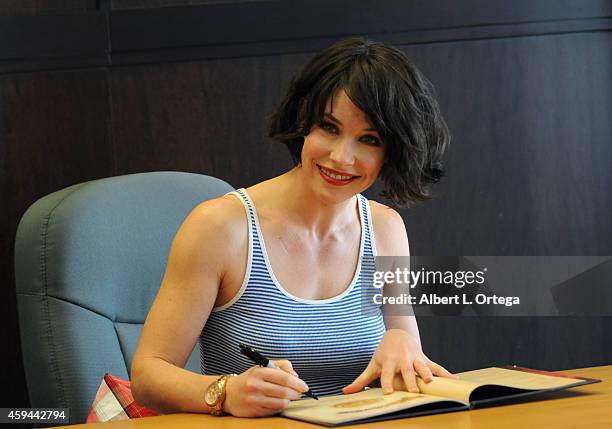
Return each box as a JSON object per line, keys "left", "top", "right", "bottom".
{"left": 268, "top": 37, "right": 450, "bottom": 207}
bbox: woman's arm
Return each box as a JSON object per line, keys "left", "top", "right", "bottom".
{"left": 343, "top": 202, "right": 454, "bottom": 395}
{"left": 131, "top": 197, "right": 238, "bottom": 413}
{"left": 131, "top": 197, "right": 307, "bottom": 416}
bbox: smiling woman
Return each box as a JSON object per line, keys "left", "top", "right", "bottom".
{"left": 298, "top": 89, "right": 386, "bottom": 204}
{"left": 269, "top": 37, "right": 450, "bottom": 207}
{"left": 130, "top": 37, "right": 454, "bottom": 418}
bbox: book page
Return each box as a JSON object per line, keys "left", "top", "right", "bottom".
{"left": 456, "top": 367, "right": 582, "bottom": 390}
{"left": 414, "top": 375, "right": 483, "bottom": 403}
{"left": 282, "top": 388, "right": 465, "bottom": 426}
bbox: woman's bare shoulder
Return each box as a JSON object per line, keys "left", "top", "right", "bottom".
{"left": 189, "top": 193, "right": 245, "bottom": 227}
{"left": 368, "top": 200, "right": 405, "bottom": 232}
{"left": 174, "top": 193, "right": 247, "bottom": 259}
{"left": 368, "top": 199, "right": 409, "bottom": 256}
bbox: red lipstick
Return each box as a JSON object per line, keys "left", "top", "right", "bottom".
{"left": 317, "top": 165, "right": 358, "bottom": 186}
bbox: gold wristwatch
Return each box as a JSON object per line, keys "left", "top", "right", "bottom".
{"left": 204, "top": 374, "right": 235, "bottom": 416}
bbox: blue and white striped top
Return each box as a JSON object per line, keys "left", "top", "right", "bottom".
{"left": 199, "top": 188, "right": 386, "bottom": 396}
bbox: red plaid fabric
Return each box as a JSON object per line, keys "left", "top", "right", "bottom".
{"left": 87, "top": 374, "right": 159, "bottom": 423}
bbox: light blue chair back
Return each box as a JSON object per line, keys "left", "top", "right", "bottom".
{"left": 15, "top": 172, "right": 233, "bottom": 424}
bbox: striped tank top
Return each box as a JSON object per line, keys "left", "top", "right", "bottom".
{"left": 199, "top": 188, "right": 386, "bottom": 396}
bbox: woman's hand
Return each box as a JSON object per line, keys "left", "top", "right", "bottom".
{"left": 343, "top": 329, "right": 455, "bottom": 395}
{"left": 222, "top": 360, "right": 309, "bottom": 417}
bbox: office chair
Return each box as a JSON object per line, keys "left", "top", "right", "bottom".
{"left": 15, "top": 171, "right": 233, "bottom": 423}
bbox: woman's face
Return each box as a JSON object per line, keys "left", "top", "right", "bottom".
{"left": 300, "top": 89, "right": 385, "bottom": 203}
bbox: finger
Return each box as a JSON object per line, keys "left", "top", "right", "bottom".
{"left": 260, "top": 381, "right": 304, "bottom": 401}
{"left": 259, "top": 367, "right": 309, "bottom": 393}
{"left": 380, "top": 364, "right": 397, "bottom": 394}
{"left": 414, "top": 358, "right": 433, "bottom": 383}
{"left": 343, "top": 364, "right": 379, "bottom": 394}
{"left": 401, "top": 365, "right": 419, "bottom": 393}
{"left": 255, "top": 396, "right": 291, "bottom": 411}
{"left": 237, "top": 406, "right": 281, "bottom": 418}
{"left": 392, "top": 372, "right": 407, "bottom": 391}
{"left": 254, "top": 407, "right": 285, "bottom": 417}
{"left": 274, "top": 359, "right": 299, "bottom": 378}
{"left": 428, "top": 361, "right": 458, "bottom": 379}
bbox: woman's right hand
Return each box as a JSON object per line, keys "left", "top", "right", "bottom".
{"left": 222, "top": 360, "right": 310, "bottom": 417}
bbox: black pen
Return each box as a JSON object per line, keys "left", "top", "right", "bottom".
{"left": 239, "top": 344, "right": 319, "bottom": 400}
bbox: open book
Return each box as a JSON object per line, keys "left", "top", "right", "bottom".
{"left": 282, "top": 366, "right": 600, "bottom": 426}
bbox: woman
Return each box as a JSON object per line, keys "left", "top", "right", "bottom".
{"left": 131, "top": 37, "right": 453, "bottom": 418}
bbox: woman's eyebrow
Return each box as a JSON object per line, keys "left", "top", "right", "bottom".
{"left": 323, "top": 112, "right": 341, "bottom": 124}
{"left": 323, "top": 112, "right": 378, "bottom": 133}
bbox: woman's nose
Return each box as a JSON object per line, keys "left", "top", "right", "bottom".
{"left": 329, "top": 139, "right": 355, "bottom": 166}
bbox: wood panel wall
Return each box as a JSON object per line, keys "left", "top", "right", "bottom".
{"left": 1, "top": 0, "right": 611, "bottom": 410}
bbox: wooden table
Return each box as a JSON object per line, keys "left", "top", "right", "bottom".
{"left": 59, "top": 365, "right": 612, "bottom": 429}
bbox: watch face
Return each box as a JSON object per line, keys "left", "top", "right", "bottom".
{"left": 205, "top": 382, "right": 221, "bottom": 405}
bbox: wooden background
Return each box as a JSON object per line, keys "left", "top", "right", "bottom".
{"left": 1, "top": 0, "right": 611, "bottom": 409}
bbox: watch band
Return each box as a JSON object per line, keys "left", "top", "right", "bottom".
{"left": 206, "top": 374, "right": 234, "bottom": 416}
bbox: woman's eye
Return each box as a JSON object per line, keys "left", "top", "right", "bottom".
{"left": 319, "top": 121, "right": 338, "bottom": 133}
{"left": 361, "top": 135, "right": 382, "bottom": 146}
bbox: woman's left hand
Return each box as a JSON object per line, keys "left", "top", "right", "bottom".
{"left": 343, "top": 329, "right": 455, "bottom": 394}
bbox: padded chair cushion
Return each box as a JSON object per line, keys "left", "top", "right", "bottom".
{"left": 15, "top": 172, "right": 234, "bottom": 423}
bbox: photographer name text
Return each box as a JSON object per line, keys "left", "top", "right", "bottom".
{"left": 373, "top": 293, "right": 520, "bottom": 307}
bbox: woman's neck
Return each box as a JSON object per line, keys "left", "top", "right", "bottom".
{"left": 249, "top": 167, "right": 358, "bottom": 240}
